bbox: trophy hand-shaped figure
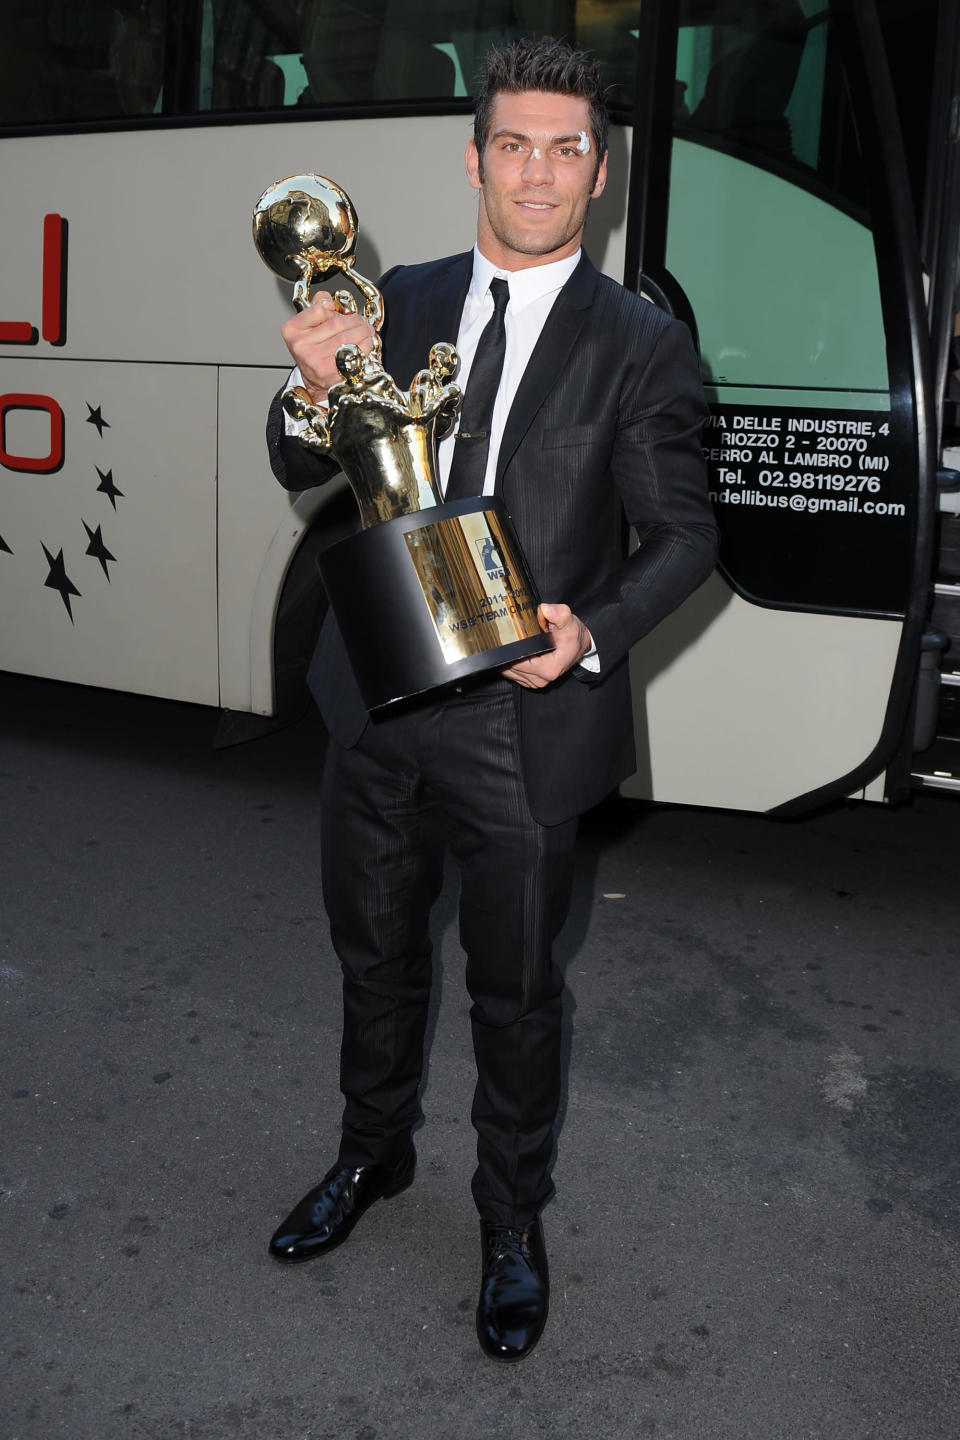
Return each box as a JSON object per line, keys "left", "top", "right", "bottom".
{"left": 253, "top": 174, "right": 550, "bottom": 710}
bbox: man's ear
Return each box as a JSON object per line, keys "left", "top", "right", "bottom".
{"left": 591, "top": 150, "right": 608, "bottom": 200}
{"left": 465, "top": 138, "right": 483, "bottom": 191}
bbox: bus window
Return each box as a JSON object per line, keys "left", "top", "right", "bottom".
{"left": 0, "top": 1, "right": 655, "bottom": 128}
{"left": 666, "top": 4, "right": 905, "bottom": 617}
{"left": 207, "top": 0, "right": 629, "bottom": 113}
{"left": 676, "top": 0, "right": 810, "bottom": 162}
{"left": 201, "top": 1, "right": 294, "bottom": 110}
{"left": 675, "top": 1, "right": 867, "bottom": 211}
{"left": 0, "top": 2, "right": 167, "bottom": 124}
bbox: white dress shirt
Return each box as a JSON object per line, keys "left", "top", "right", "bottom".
{"left": 440, "top": 245, "right": 580, "bottom": 495}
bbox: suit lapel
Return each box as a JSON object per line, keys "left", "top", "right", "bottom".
{"left": 383, "top": 253, "right": 472, "bottom": 384}
{"left": 495, "top": 253, "right": 599, "bottom": 491}
{"left": 424, "top": 253, "right": 473, "bottom": 359}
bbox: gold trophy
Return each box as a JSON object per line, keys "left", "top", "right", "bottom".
{"left": 253, "top": 173, "right": 550, "bottom": 710}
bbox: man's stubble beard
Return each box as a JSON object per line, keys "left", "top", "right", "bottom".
{"left": 479, "top": 189, "right": 593, "bottom": 260}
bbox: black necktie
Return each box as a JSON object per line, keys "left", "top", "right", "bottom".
{"left": 446, "top": 277, "right": 510, "bottom": 500}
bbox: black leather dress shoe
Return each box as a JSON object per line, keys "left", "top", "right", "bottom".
{"left": 476, "top": 1217, "right": 549, "bottom": 1362}
{"left": 268, "top": 1147, "right": 415, "bottom": 1263}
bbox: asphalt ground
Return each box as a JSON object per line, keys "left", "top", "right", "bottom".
{"left": 2, "top": 672, "right": 959, "bottom": 1440}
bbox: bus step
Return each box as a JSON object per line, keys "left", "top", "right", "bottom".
{"left": 911, "top": 736, "right": 960, "bottom": 792}
{"left": 931, "top": 582, "right": 960, "bottom": 650}
{"left": 939, "top": 673, "right": 960, "bottom": 733}
{"left": 911, "top": 679, "right": 960, "bottom": 793}
{"left": 937, "top": 514, "right": 960, "bottom": 584}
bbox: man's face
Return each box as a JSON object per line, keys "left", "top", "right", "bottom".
{"left": 465, "top": 91, "right": 607, "bottom": 270}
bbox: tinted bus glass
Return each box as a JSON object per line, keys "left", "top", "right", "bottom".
{"left": 0, "top": 0, "right": 651, "bottom": 126}
{"left": 0, "top": 1, "right": 167, "bottom": 123}
{"left": 665, "top": 1, "right": 913, "bottom": 616}
{"left": 675, "top": 0, "right": 866, "bottom": 213}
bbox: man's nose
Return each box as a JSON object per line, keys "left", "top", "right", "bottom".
{"left": 521, "top": 149, "right": 552, "bottom": 183}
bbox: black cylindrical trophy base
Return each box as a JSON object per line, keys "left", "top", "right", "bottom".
{"left": 318, "top": 495, "right": 552, "bottom": 710}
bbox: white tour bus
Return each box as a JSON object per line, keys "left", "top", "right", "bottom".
{"left": 1, "top": 0, "right": 958, "bottom": 813}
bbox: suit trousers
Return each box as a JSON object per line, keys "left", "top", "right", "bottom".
{"left": 320, "top": 678, "right": 578, "bottom": 1226}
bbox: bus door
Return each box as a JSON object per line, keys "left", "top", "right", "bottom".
{"left": 620, "top": 0, "right": 945, "bottom": 814}
{"left": 908, "top": 0, "right": 960, "bottom": 795}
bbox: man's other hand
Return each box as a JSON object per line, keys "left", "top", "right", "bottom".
{"left": 281, "top": 293, "right": 376, "bottom": 405}
{"left": 502, "top": 603, "right": 593, "bottom": 689}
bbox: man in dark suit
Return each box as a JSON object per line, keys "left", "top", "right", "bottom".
{"left": 265, "top": 36, "right": 717, "bottom": 1362}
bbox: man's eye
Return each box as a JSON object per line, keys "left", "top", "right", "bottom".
{"left": 555, "top": 147, "right": 577, "bottom": 158}
{"left": 503, "top": 142, "right": 524, "bottom": 153}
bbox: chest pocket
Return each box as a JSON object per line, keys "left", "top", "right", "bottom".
{"left": 539, "top": 421, "right": 617, "bottom": 451}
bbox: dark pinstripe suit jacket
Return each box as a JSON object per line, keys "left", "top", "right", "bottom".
{"left": 266, "top": 250, "right": 717, "bottom": 825}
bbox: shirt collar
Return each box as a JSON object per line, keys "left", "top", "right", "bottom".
{"left": 470, "top": 244, "right": 581, "bottom": 313}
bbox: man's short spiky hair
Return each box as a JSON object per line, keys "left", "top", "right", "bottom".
{"left": 473, "top": 36, "right": 609, "bottom": 175}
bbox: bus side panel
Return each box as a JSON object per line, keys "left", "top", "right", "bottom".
{"left": 216, "top": 364, "right": 317, "bottom": 715}
{"left": 0, "top": 358, "right": 219, "bottom": 703}
{"left": 0, "top": 121, "right": 628, "bottom": 373}
{"left": 0, "top": 124, "right": 472, "bottom": 371}
{"left": 625, "top": 574, "right": 901, "bottom": 812}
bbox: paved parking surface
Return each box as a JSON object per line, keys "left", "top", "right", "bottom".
{"left": 2, "top": 673, "right": 958, "bottom": 1439}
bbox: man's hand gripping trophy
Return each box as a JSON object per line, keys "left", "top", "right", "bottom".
{"left": 252, "top": 174, "right": 462, "bottom": 516}
{"left": 282, "top": 287, "right": 461, "bottom": 460}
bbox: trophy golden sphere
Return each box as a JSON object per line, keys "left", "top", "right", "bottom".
{"left": 252, "top": 173, "right": 359, "bottom": 284}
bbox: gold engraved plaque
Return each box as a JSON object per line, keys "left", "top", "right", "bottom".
{"left": 405, "top": 511, "right": 541, "bottom": 665}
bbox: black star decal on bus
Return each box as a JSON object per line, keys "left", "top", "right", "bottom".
{"left": 0, "top": 534, "right": 11, "bottom": 554}
{"left": 83, "top": 520, "right": 116, "bottom": 579}
{"left": 86, "top": 403, "right": 110, "bottom": 436}
{"left": 42, "top": 543, "right": 81, "bottom": 621}
{"left": 96, "top": 467, "right": 124, "bottom": 508}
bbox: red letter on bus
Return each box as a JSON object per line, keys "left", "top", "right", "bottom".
{"left": 0, "top": 393, "right": 65, "bottom": 474}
